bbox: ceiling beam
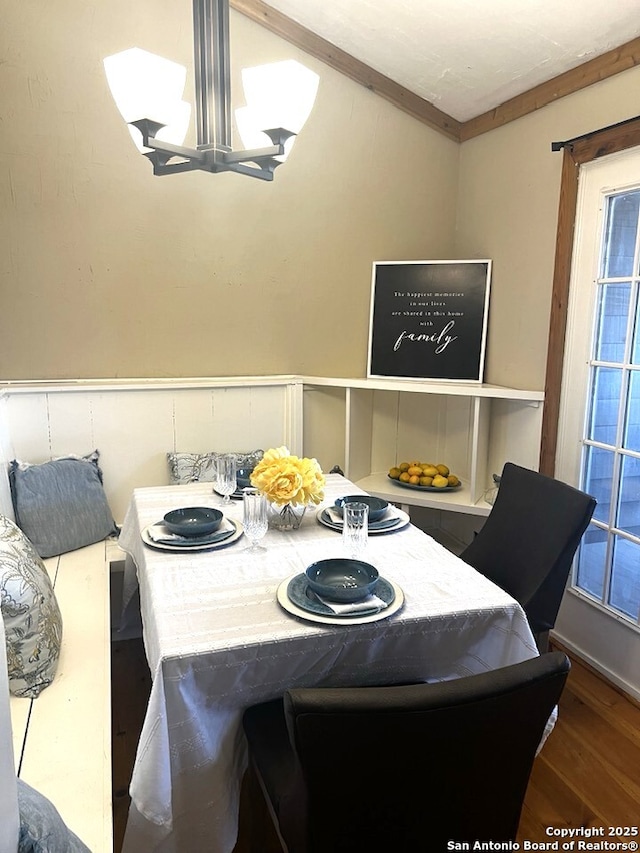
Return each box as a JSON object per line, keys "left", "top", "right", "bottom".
{"left": 460, "top": 35, "right": 640, "bottom": 142}
{"left": 230, "top": 0, "right": 462, "bottom": 142}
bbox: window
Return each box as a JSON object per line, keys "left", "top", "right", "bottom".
{"left": 573, "top": 186, "right": 640, "bottom": 625}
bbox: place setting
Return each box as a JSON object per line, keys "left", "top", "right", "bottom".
{"left": 316, "top": 494, "right": 410, "bottom": 534}
{"left": 278, "top": 496, "right": 404, "bottom": 625}
{"left": 141, "top": 480, "right": 271, "bottom": 553}
{"left": 141, "top": 506, "right": 244, "bottom": 552}
{"left": 277, "top": 557, "right": 404, "bottom": 626}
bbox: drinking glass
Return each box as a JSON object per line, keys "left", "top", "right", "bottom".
{"left": 215, "top": 453, "right": 237, "bottom": 506}
{"left": 342, "top": 501, "right": 369, "bottom": 557}
{"left": 242, "top": 489, "right": 268, "bottom": 552}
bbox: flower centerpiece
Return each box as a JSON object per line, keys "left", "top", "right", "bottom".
{"left": 250, "top": 446, "right": 325, "bottom": 530}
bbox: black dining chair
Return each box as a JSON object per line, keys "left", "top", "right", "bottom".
{"left": 241, "top": 652, "right": 571, "bottom": 853}
{"left": 460, "top": 462, "right": 596, "bottom": 652}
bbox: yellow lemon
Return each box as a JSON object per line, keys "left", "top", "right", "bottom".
{"left": 436, "top": 463, "right": 450, "bottom": 477}
{"left": 447, "top": 474, "right": 460, "bottom": 487}
{"left": 399, "top": 472, "right": 411, "bottom": 483}
{"left": 407, "top": 465, "right": 423, "bottom": 477}
{"left": 388, "top": 467, "right": 401, "bottom": 479}
{"left": 432, "top": 474, "right": 448, "bottom": 488}
{"left": 422, "top": 465, "right": 438, "bottom": 478}
{"left": 408, "top": 474, "right": 420, "bottom": 485}
{"left": 419, "top": 476, "right": 434, "bottom": 487}
{"left": 399, "top": 462, "right": 410, "bottom": 472}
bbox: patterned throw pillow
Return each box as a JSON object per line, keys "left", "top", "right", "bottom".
{"left": 17, "top": 778, "right": 90, "bottom": 852}
{"left": 9, "top": 450, "right": 118, "bottom": 558}
{"left": 167, "top": 450, "right": 264, "bottom": 484}
{"left": 0, "top": 515, "right": 63, "bottom": 698}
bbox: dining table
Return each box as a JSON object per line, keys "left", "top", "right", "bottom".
{"left": 118, "top": 473, "right": 541, "bottom": 853}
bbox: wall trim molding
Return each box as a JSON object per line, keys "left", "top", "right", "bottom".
{"left": 551, "top": 634, "right": 640, "bottom": 705}
{"left": 232, "top": 1, "right": 640, "bottom": 143}
{"left": 230, "top": 0, "right": 461, "bottom": 141}
{"left": 0, "top": 375, "right": 543, "bottom": 399}
{"left": 460, "top": 36, "right": 640, "bottom": 141}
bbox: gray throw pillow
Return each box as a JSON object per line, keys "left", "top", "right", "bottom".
{"left": 9, "top": 451, "right": 118, "bottom": 558}
{"left": 167, "top": 450, "right": 264, "bottom": 484}
{"left": 17, "top": 778, "right": 90, "bottom": 852}
{"left": 0, "top": 515, "right": 63, "bottom": 698}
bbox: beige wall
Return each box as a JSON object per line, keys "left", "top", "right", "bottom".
{"left": 5, "top": 2, "right": 640, "bottom": 387}
{"left": 456, "top": 64, "right": 640, "bottom": 390}
{"left": 0, "top": 1, "right": 458, "bottom": 380}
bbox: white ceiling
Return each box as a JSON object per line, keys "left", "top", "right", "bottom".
{"left": 261, "top": 0, "right": 640, "bottom": 122}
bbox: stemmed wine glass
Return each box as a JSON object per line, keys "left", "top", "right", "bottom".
{"left": 242, "top": 489, "right": 268, "bottom": 552}
{"left": 215, "top": 453, "right": 237, "bottom": 506}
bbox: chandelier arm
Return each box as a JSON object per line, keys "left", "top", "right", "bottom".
{"left": 222, "top": 162, "right": 276, "bottom": 181}
{"left": 143, "top": 138, "right": 207, "bottom": 163}
{"left": 150, "top": 160, "right": 210, "bottom": 176}
{"left": 222, "top": 143, "right": 285, "bottom": 164}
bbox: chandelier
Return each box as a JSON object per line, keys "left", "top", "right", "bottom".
{"left": 104, "top": 0, "right": 319, "bottom": 181}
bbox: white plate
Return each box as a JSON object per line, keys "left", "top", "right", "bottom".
{"left": 315, "top": 506, "right": 411, "bottom": 534}
{"left": 277, "top": 573, "right": 405, "bottom": 625}
{"left": 141, "top": 520, "right": 244, "bottom": 552}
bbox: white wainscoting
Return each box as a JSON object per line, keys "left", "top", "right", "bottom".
{"left": 0, "top": 378, "right": 303, "bottom": 524}
{"left": 0, "top": 397, "right": 15, "bottom": 521}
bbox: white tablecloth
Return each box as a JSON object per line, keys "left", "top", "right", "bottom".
{"left": 119, "top": 475, "right": 539, "bottom": 853}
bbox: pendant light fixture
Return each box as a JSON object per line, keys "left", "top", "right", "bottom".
{"left": 104, "top": 0, "right": 319, "bottom": 181}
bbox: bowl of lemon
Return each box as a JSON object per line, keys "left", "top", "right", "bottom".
{"left": 388, "top": 461, "right": 461, "bottom": 491}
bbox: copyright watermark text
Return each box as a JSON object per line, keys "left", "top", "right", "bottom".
{"left": 446, "top": 828, "right": 639, "bottom": 851}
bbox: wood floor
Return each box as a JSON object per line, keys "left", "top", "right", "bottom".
{"left": 111, "top": 638, "right": 640, "bottom": 852}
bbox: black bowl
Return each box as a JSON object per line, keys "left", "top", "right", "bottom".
{"left": 163, "top": 506, "right": 223, "bottom": 537}
{"left": 305, "top": 558, "right": 379, "bottom": 603}
{"left": 334, "top": 494, "right": 389, "bottom": 522}
{"left": 236, "top": 467, "right": 254, "bottom": 490}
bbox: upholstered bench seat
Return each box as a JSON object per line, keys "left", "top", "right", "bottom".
{"left": 8, "top": 538, "right": 120, "bottom": 853}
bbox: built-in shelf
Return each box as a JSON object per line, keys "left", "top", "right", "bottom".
{"left": 302, "top": 376, "right": 544, "bottom": 520}
{"left": 302, "top": 375, "right": 544, "bottom": 401}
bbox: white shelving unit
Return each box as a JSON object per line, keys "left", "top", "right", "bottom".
{"left": 301, "top": 376, "right": 544, "bottom": 518}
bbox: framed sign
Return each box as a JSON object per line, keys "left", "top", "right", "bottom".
{"left": 367, "top": 260, "right": 492, "bottom": 382}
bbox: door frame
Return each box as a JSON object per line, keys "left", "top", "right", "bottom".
{"left": 540, "top": 116, "right": 640, "bottom": 475}
{"left": 548, "top": 131, "right": 640, "bottom": 701}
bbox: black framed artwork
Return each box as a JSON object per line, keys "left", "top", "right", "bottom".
{"left": 367, "top": 260, "right": 492, "bottom": 382}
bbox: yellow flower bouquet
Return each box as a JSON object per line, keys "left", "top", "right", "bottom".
{"left": 250, "top": 446, "right": 325, "bottom": 529}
